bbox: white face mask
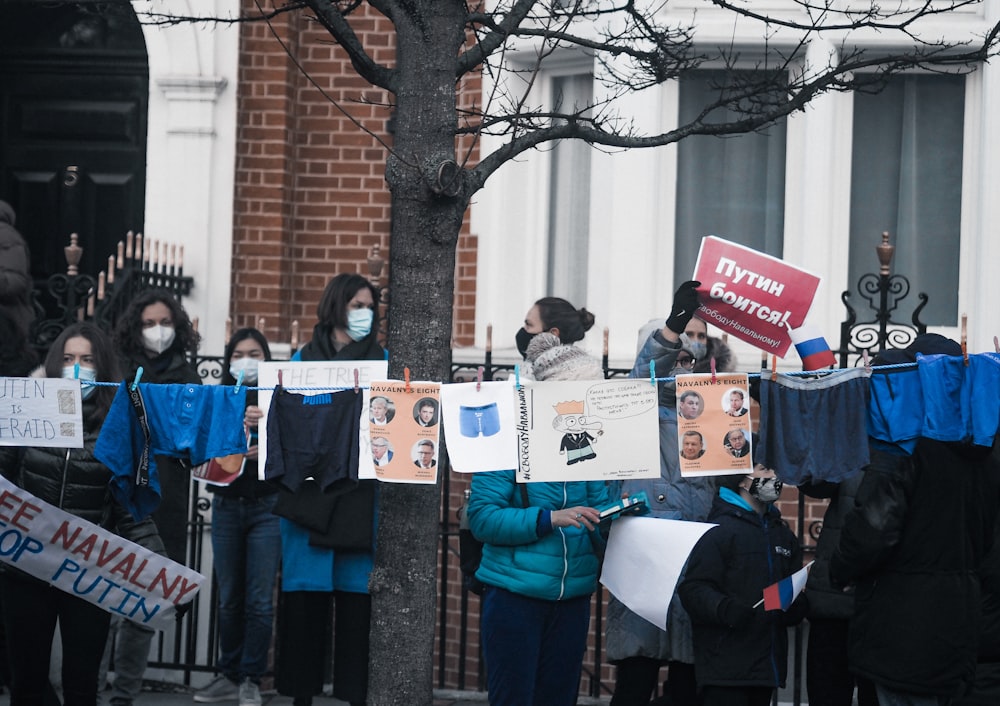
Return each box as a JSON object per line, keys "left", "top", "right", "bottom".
{"left": 346, "top": 308, "right": 374, "bottom": 342}
{"left": 62, "top": 365, "right": 97, "bottom": 400}
{"left": 142, "top": 324, "right": 176, "bottom": 355}
{"left": 229, "top": 357, "right": 260, "bottom": 384}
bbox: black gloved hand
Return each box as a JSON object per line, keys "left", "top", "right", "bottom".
{"left": 665, "top": 280, "right": 701, "bottom": 334}
{"left": 718, "top": 597, "right": 755, "bottom": 630}
{"left": 175, "top": 600, "right": 193, "bottom": 622}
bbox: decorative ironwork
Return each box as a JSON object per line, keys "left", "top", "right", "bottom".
{"left": 836, "top": 231, "right": 928, "bottom": 367}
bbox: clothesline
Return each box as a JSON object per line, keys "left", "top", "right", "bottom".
{"left": 77, "top": 361, "right": 919, "bottom": 391}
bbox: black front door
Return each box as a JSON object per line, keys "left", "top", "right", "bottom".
{"left": 0, "top": 1, "right": 148, "bottom": 320}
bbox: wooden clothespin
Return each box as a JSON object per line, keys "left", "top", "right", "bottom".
{"left": 476, "top": 366, "right": 484, "bottom": 392}
{"left": 130, "top": 366, "right": 144, "bottom": 392}
{"left": 770, "top": 355, "right": 777, "bottom": 382}
{"left": 994, "top": 335, "right": 999, "bottom": 354}
{"left": 961, "top": 313, "right": 969, "bottom": 367}
{"left": 277, "top": 369, "right": 284, "bottom": 387}
{"left": 862, "top": 349, "right": 871, "bottom": 373}
{"left": 710, "top": 356, "right": 717, "bottom": 384}
{"left": 354, "top": 369, "right": 360, "bottom": 394}
{"left": 404, "top": 367, "right": 411, "bottom": 393}
{"left": 234, "top": 370, "right": 245, "bottom": 394}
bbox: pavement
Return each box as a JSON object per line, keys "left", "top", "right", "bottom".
{"left": 0, "top": 683, "right": 611, "bottom": 706}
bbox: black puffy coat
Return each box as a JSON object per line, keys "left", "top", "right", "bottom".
{"left": 831, "top": 439, "right": 1000, "bottom": 695}
{"left": 679, "top": 491, "right": 807, "bottom": 688}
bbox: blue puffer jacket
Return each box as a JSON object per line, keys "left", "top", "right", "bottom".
{"left": 468, "top": 469, "right": 612, "bottom": 601}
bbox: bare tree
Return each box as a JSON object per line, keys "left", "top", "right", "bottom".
{"left": 142, "top": 1, "right": 1000, "bottom": 703}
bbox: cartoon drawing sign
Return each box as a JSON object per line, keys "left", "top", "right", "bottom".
{"left": 693, "top": 236, "right": 822, "bottom": 357}
{"left": 0, "top": 476, "right": 204, "bottom": 630}
{"left": 0, "top": 377, "right": 84, "bottom": 449}
{"left": 364, "top": 380, "right": 441, "bottom": 485}
{"left": 676, "top": 373, "right": 753, "bottom": 477}
{"left": 515, "top": 379, "right": 659, "bottom": 483}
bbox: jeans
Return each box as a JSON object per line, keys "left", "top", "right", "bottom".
{"left": 481, "top": 586, "right": 591, "bottom": 706}
{"left": 0, "top": 572, "right": 111, "bottom": 706}
{"left": 110, "top": 618, "right": 154, "bottom": 703}
{"left": 211, "top": 494, "right": 281, "bottom": 682}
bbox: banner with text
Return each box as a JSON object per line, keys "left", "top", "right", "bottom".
{"left": 0, "top": 476, "right": 205, "bottom": 630}
{"left": 1, "top": 377, "right": 84, "bottom": 449}
{"left": 693, "top": 236, "right": 821, "bottom": 357}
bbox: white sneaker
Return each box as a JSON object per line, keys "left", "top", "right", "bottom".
{"left": 238, "top": 679, "right": 261, "bottom": 706}
{"left": 193, "top": 675, "right": 238, "bottom": 703}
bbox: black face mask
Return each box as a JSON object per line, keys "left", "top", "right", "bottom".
{"left": 515, "top": 327, "right": 537, "bottom": 359}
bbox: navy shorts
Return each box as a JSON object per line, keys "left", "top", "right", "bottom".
{"left": 759, "top": 367, "right": 870, "bottom": 485}
{"left": 264, "top": 387, "right": 362, "bottom": 493}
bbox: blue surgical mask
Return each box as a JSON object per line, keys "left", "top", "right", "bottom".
{"left": 229, "top": 357, "right": 260, "bottom": 384}
{"left": 63, "top": 365, "right": 98, "bottom": 400}
{"left": 687, "top": 340, "right": 708, "bottom": 362}
{"left": 346, "top": 308, "right": 374, "bottom": 342}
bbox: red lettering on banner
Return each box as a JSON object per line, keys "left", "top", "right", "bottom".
{"left": 51, "top": 521, "right": 82, "bottom": 549}
{"left": 0, "top": 490, "right": 42, "bottom": 531}
{"left": 109, "top": 552, "right": 140, "bottom": 581}
{"left": 128, "top": 559, "right": 149, "bottom": 589}
{"left": 148, "top": 568, "right": 181, "bottom": 599}
{"left": 71, "top": 533, "right": 98, "bottom": 561}
{"left": 174, "top": 578, "right": 200, "bottom": 605}
{"left": 96, "top": 542, "right": 123, "bottom": 568}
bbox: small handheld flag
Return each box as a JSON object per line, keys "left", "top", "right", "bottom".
{"left": 789, "top": 325, "right": 836, "bottom": 371}
{"left": 761, "top": 561, "right": 814, "bottom": 612}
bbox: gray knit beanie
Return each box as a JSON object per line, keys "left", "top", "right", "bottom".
{"left": 526, "top": 332, "right": 604, "bottom": 381}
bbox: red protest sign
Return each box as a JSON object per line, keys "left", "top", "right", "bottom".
{"left": 692, "top": 236, "right": 821, "bottom": 357}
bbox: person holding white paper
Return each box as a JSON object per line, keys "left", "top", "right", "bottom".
{"left": 468, "top": 326, "right": 613, "bottom": 706}
{"left": 0, "top": 323, "right": 166, "bottom": 706}
{"left": 606, "top": 281, "right": 734, "bottom": 706}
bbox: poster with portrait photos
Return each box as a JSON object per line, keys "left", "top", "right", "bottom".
{"left": 515, "top": 378, "right": 659, "bottom": 483}
{"left": 675, "top": 373, "right": 753, "bottom": 477}
{"left": 360, "top": 380, "right": 441, "bottom": 485}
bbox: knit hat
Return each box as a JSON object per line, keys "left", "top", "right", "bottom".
{"left": 526, "top": 332, "right": 604, "bottom": 381}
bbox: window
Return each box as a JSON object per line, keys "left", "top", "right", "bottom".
{"left": 546, "top": 73, "right": 593, "bottom": 303}
{"left": 674, "top": 69, "right": 787, "bottom": 284}
{"left": 848, "top": 74, "right": 964, "bottom": 326}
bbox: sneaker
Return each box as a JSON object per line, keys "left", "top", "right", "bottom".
{"left": 238, "top": 679, "right": 261, "bottom": 706}
{"left": 193, "top": 675, "right": 238, "bottom": 703}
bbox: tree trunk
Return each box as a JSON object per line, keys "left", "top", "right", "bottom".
{"left": 367, "top": 2, "right": 470, "bottom": 704}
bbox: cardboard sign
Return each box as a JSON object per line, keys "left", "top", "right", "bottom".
{"left": 361, "top": 380, "right": 441, "bottom": 485}
{"left": 515, "top": 378, "right": 659, "bottom": 483}
{"left": 693, "top": 236, "right": 821, "bottom": 357}
{"left": 0, "top": 377, "right": 84, "bottom": 449}
{"left": 257, "top": 360, "right": 388, "bottom": 480}
{"left": 675, "top": 373, "right": 753, "bottom": 477}
{"left": 0, "top": 476, "right": 204, "bottom": 629}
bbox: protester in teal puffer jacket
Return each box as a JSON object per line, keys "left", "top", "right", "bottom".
{"left": 467, "top": 329, "right": 613, "bottom": 706}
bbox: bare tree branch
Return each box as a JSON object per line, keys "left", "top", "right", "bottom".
{"left": 304, "top": 0, "right": 396, "bottom": 90}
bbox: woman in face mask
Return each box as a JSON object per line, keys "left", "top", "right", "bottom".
{"left": 192, "top": 328, "right": 279, "bottom": 706}
{"left": 110, "top": 288, "right": 201, "bottom": 706}
{"left": 277, "top": 272, "right": 384, "bottom": 706}
{"left": 0, "top": 323, "right": 165, "bottom": 706}
{"left": 516, "top": 297, "right": 596, "bottom": 375}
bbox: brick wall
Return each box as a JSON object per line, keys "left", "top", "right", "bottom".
{"left": 230, "top": 1, "right": 479, "bottom": 347}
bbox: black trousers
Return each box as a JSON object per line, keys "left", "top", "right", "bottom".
{"left": 807, "top": 617, "right": 878, "bottom": 706}
{"left": 611, "top": 656, "right": 698, "bottom": 706}
{"left": 276, "top": 590, "right": 371, "bottom": 705}
{"left": 0, "top": 572, "right": 111, "bottom": 706}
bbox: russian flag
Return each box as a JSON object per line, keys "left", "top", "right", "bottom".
{"left": 762, "top": 561, "right": 814, "bottom": 612}
{"left": 789, "top": 324, "right": 836, "bottom": 371}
